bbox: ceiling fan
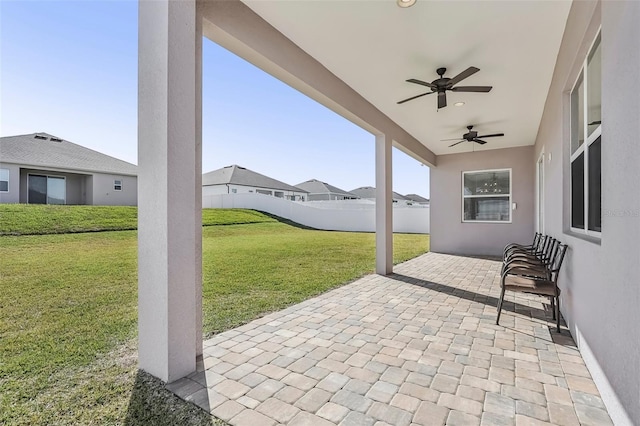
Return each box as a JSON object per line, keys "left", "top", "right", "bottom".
{"left": 442, "top": 125, "right": 504, "bottom": 147}
{"left": 397, "top": 67, "right": 492, "bottom": 109}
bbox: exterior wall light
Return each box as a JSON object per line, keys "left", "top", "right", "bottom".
{"left": 397, "top": 0, "right": 417, "bottom": 8}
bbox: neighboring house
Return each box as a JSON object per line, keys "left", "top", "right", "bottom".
{"left": 349, "top": 186, "right": 409, "bottom": 203}
{"left": 202, "top": 165, "right": 308, "bottom": 201}
{"left": 404, "top": 194, "right": 430, "bottom": 205}
{"left": 0, "top": 133, "right": 137, "bottom": 206}
{"left": 294, "top": 179, "right": 359, "bottom": 201}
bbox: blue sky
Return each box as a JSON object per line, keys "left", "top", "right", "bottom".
{"left": 1, "top": 1, "right": 430, "bottom": 196}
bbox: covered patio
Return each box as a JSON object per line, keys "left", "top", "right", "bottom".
{"left": 166, "top": 253, "right": 612, "bottom": 425}
{"left": 138, "top": 0, "right": 639, "bottom": 424}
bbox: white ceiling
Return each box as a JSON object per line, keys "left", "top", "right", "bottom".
{"left": 244, "top": 0, "right": 572, "bottom": 156}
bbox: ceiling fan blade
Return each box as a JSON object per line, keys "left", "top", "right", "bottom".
{"left": 438, "top": 92, "right": 447, "bottom": 109}
{"left": 440, "top": 137, "right": 464, "bottom": 141}
{"left": 477, "top": 133, "right": 504, "bottom": 138}
{"left": 406, "top": 78, "right": 437, "bottom": 89}
{"left": 473, "top": 139, "right": 488, "bottom": 145}
{"left": 451, "top": 86, "right": 493, "bottom": 92}
{"left": 448, "top": 140, "right": 466, "bottom": 147}
{"left": 397, "top": 91, "right": 434, "bottom": 104}
{"left": 446, "top": 66, "right": 480, "bottom": 87}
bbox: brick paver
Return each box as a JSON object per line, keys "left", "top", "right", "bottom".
{"left": 167, "top": 252, "right": 613, "bottom": 425}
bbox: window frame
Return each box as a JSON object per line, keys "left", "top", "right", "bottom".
{"left": 114, "top": 179, "right": 123, "bottom": 191}
{"left": 461, "top": 168, "right": 513, "bottom": 224}
{"left": 570, "top": 30, "right": 602, "bottom": 238}
{"left": 0, "top": 168, "right": 9, "bottom": 193}
{"left": 27, "top": 173, "right": 67, "bottom": 204}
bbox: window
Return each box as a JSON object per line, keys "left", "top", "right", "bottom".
{"left": 570, "top": 32, "right": 601, "bottom": 234}
{"left": 114, "top": 179, "right": 122, "bottom": 191}
{"left": 0, "top": 168, "right": 9, "bottom": 192}
{"left": 462, "top": 169, "right": 512, "bottom": 222}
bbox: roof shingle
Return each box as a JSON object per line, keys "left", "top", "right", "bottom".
{"left": 0, "top": 133, "right": 137, "bottom": 175}
{"left": 202, "top": 165, "right": 307, "bottom": 193}
{"left": 294, "top": 179, "right": 357, "bottom": 197}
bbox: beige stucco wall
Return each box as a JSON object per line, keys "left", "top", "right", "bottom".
{"left": 430, "top": 146, "right": 535, "bottom": 257}
{"left": 91, "top": 173, "right": 137, "bottom": 206}
{"left": 533, "top": 1, "right": 639, "bottom": 423}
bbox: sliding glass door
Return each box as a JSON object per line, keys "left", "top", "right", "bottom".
{"left": 28, "top": 175, "right": 66, "bottom": 204}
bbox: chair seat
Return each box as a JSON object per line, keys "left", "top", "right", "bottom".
{"left": 503, "top": 275, "right": 559, "bottom": 296}
{"left": 504, "top": 265, "right": 548, "bottom": 279}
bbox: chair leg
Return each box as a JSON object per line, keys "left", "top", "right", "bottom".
{"left": 550, "top": 297, "right": 556, "bottom": 320}
{"left": 496, "top": 286, "right": 506, "bottom": 325}
{"left": 555, "top": 295, "right": 561, "bottom": 333}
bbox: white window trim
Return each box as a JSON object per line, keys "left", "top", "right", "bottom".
{"left": 461, "top": 168, "right": 513, "bottom": 224}
{"left": 0, "top": 168, "right": 9, "bottom": 193}
{"left": 114, "top": 179, "right": 123, "bottom": 191}
{"left": 570, "top": 30, "right": 602, "bottom": 238}
{"left": 27, "top": 173, "right": 67, "bottom": 204}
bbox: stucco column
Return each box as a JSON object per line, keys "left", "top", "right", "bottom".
{"left": 138, "top": 0, "right": 201, "bottom": 382}
{"left": 375, "top": 134, "right": 393, "bottom": 274}
{"left": 194, "top": 0, "right": 203, "bottom": 359}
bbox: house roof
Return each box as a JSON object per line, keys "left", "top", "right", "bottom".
{"left": 202, "top": 165, "right": 307, "bottom": 193}
{"left": 404, "top": 194, "right": 430, "bottom": 203}
{"left": 0, "top": 133, "right": 137, "bottom": 176}
{"left": 294, "top": 179, "right": 357, "bottom": 197}
{"left": 349, "top": 186, "right": 408, "bottom": 201}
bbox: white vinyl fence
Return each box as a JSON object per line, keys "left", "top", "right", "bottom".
{"left": 203, "top": 193, "right": 429, "bottom": 234}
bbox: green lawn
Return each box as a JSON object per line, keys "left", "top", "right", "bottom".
{"left": 0, "top": 208, "right": 429, "bottom": 425}
{"left": 0, "top": 204, "right": 276, "bottom": 235}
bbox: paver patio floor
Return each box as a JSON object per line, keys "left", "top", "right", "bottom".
{"left": 167, "top": 252, "right": 613, "bottom": 425}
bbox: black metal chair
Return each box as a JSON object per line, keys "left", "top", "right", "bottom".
{"left": 503, "top": 232, "right": 541, "bottom": 259}
{"left": 497, "top": 243, "right": 568, "bottom": 332}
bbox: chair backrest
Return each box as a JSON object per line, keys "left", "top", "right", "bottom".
{"left": 544, "top": 238, "right": 560, "bottom": 264}
{"left": 531, "top": 232, "right": 541, "bottom": 248}
{"left": 534, "top": 234, "right": 548, "bottom": 255}
{"left": 550, "top": 244, "right": 569, "bottom": 282}
{"left": 537, "top": 236, "right": 555, "bottom": 260}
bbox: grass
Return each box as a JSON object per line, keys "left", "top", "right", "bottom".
{"left": 0, "top": 207, "right": 429, "bottom": 424}
{"left": 0, "top": 204, "right": 276, "bottom": 235}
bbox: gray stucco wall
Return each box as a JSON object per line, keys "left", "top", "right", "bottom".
{"left": 0, "top": 163, "right": 20, "bottom": 203}
{"left": 430, "top": 146, "right": 535, "bottom": 256}
{"left": 534, "top": 1, "right": 639, "bottom": 423}
{"left": 91, "top": 173, "right": 137, "bottom": 206}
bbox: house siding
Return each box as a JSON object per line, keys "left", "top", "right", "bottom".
{"left": 0, "top": 163, "right": 20, "bottom": 203}
{"left": 91, "top": 173, "right": 137, "bottom": 206}
{"left": 0, "top": 164, "right": 137, "bottom": 206}
{"left": 534, "top": 1, "right": 639, "bottom": 424}
{"left": 203, "top": 184, "right": 307, "bottom": 200}
{"left": 307, "top": 193, "right": 353, "bottom": 201}
{"left": 430, "top": 146, "right": 535, "bottom": 257}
